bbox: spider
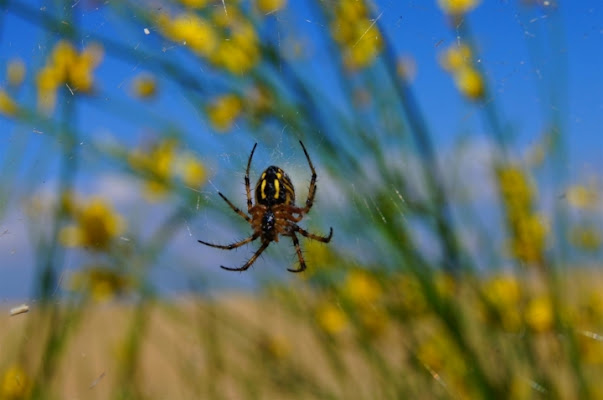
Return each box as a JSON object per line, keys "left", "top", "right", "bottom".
{"left": 198, "top": 141, "right": 333, "bottom": 272}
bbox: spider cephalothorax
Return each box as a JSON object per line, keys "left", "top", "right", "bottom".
{"left": 198, "top": 141, "right": 333, "bottom": 272}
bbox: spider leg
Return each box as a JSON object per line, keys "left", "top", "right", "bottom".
{"left": 198, "top": 232, "right": 259, "bottom": 250}
{"left": 245, "top": 143, "right": 258, "bottom": 213}
{"left": 221, "top": 240, "right": 269, "bottom": 272}
{"left": 298, "top": 141, "right": 317, "bottom": 215}
{"left": 218, "top": 192, "right": 251, "bottom": 222}
{"left": 288, "top": 232, "right": 306, "bottom": 273}
{"left": 273, "top": 207, "right": 303, "bottom": 223}
{"left": 294, "top": 225, "right": 333, "bottom": 243}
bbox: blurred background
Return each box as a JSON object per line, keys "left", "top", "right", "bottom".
{"left": 1, "top": 0, "right": 603, "bottom": 399}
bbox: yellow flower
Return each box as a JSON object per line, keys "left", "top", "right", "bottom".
{"left": 578, "top": 331, "right": 603, "bottom": 365}
{"left": 439, "top": 44, "right": 472, "bottom": 72}
{"left": 498, "top": 167, "right": 532, "bottom": 201}
{"left": 143, "top": 141, "right": 176, "bottom": 199}
{"left": 0, "top": 89, "right": 18, "bottom": 117}
{"left": 331, "top": 1, "right": 383, "bottom": 70}
{"left": 484, "top": 275, "right": 521, "bottom": 308}
{"left": 258, "top": 334, "right": 291, "bottom": 360}
{"left": 209, "top": 11, "right": 260, "bottom": 74}
{"left": 454, "top": 66, "right": 484, "bottom": 100}
{"left": 0, "top": 365, "right": 30, "bottom": 400}
{"left": 51, "top": 40, "right": 77, "bottom": 80}
{"left": 207, "top": 94, "right": 243, "bottom": 132}
{"left": 129, "top": 139, "right": 207, "bottom": 200}
{"left": 36, "top": 41, "right": 103, "bottom": 112}
{"left": 168, "top": 13, "right": 217, "bottom": 57}
{"left": 438, "top": 0, "right": 480, "bottom": 16}
{"left": 36, "top": 66, "right": 61, "bottom": 112}
{"left": 525, "top": 295, "right": 554, "bottom": 333}
{"left": 342, "top": 269, "right": 381, "bottom": 304}
{"left": 68, "top": 59, "right": 94, "bottom": 92}
{"left": 344, "top": 29, "right": 383, "bottom": 70}
{"left": 566, "top": 184, "right": 599, "bottom": 210}
{"left": 439, "top": 43, "right": 484, "bottom": 100}
{"left": 416, "top": 329, "right": 466, "bottom": 376}
{"left": 175, "top": 153, "right": 206, "bottom": 188}
{"left": 302, "top": 238, "right": 337, "bottom": 274}
{"left": 497, "top": 166, "right": 547, "bottom": 264}
{"left": 569, "top": 225, "right": 602, "bottom": 251}
{"left": 335, "top": 0, "right": 367, "bottom": 22}
{"left": 6, "top": 58, "right": 26, "bottom": 87}
{"left": 64, "top": 44, "right": 103, "bottom": 94}
{"left": 79, "top": 43, "right": 104, "bottom": 69}
{"left": 131, "top": 73, "right": 157, "bottom": 99}
{"left": 60, "top": 197, "right": 125, "bottom": 251}
{"left": 257, "top": 0, "right": 287, "bottom": 13}
{"left": 509, "top": 372, "right": 533, "bottom": 400}
{"left": 157, "top": 7, "right": 260, "bottom": 74}
{"left": 510, "top": 214, "right": 548, "bottom": 264}
{"left": 482, "top": 275, "right": 522, "bottom": 331}
{"left": 210, "top": 42, "right": 257, "bottom": 75}
{"left": 70, "top": 266, "right": 132, "bottom": 302}
{"left": 316, "top": 303, "right": 348, "bottom": 336}
{"left": 36, "top": 66, "right": 62, "bottom": 93}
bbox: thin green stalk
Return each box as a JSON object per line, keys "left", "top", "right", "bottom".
{"left": 375, "top": 18, "right": 466, "bottom": 274}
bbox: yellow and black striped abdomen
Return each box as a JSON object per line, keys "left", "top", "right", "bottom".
{"left": 255, "top": 166, "right": 295, "bottom": 207}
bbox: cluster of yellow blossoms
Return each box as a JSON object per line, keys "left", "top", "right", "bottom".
{"left": 207, "top": 94, "right": 243, "bottom": 132}
{"left": 330, "top": 0, "right": 383, "bottom": 70}
{"left": 439, "top": 43, "right": 484, "bottom": 100}
{"left": 316, "top": 269, "right": 387, "bottom": 338}
{"left": 256, "top": 0, "right": 287, "bottom": 13}
{"left": 0, "top": 365, "right": 30, "bottom": 400}
{"left": 497, "top": 166, "right": 547, "bottom": 265}
{"left": 178, "top": 0, "right": 287, "bottom": 13}
{"left": 156, "top": 7, "right": 260, "bottom": 75}
{"left": 437, "top": 0, "right": 480, "bottom": 17}
{"left": 316, "top": 301, "right": 348, "bottom": 336}
{"left": 59, "top": 194, "right": 125, "bottom": 251}
{"left": 416, "top": 323, "right": 471, "bottom": 397}
{"left": 36, "top": 40, "right": 103, "bottom": 112}
{"left": 481, "top": 274, "right": 554, "bottom": 333}
{"left": 206, "top": 85, "right": 273, "bottom": 132}
{"left": 0, "top": 89, "right": 18, "bottom": 117}
{"left": 128, "top": 138, "right": 206, "bottom": 200}
{"left": 70, "top": 265, "right": 133, "bottom": 302}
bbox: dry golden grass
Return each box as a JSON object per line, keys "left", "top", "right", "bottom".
{"left": 3, "top": 269, "right": 603, "bottom": 399}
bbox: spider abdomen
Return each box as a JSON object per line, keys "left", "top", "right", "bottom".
{"left": 261, "top": 210, "right": 278, "bottom": 241}
{"left": 255, "top": 165, "right": 295, "bottom": 207}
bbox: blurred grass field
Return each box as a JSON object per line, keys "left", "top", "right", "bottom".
{"left": 3, "top": 268, "right": 603, "bottom": 399}
{"left": 2, "top": 0, "right": 603, "bottom": 399}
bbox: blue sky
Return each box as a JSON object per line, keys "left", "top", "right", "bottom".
{"left": 2, "top": 1, "right": 601, "bottom": 162}
{"left": 0, "top": 0, "right": 602, "bottom": 300}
